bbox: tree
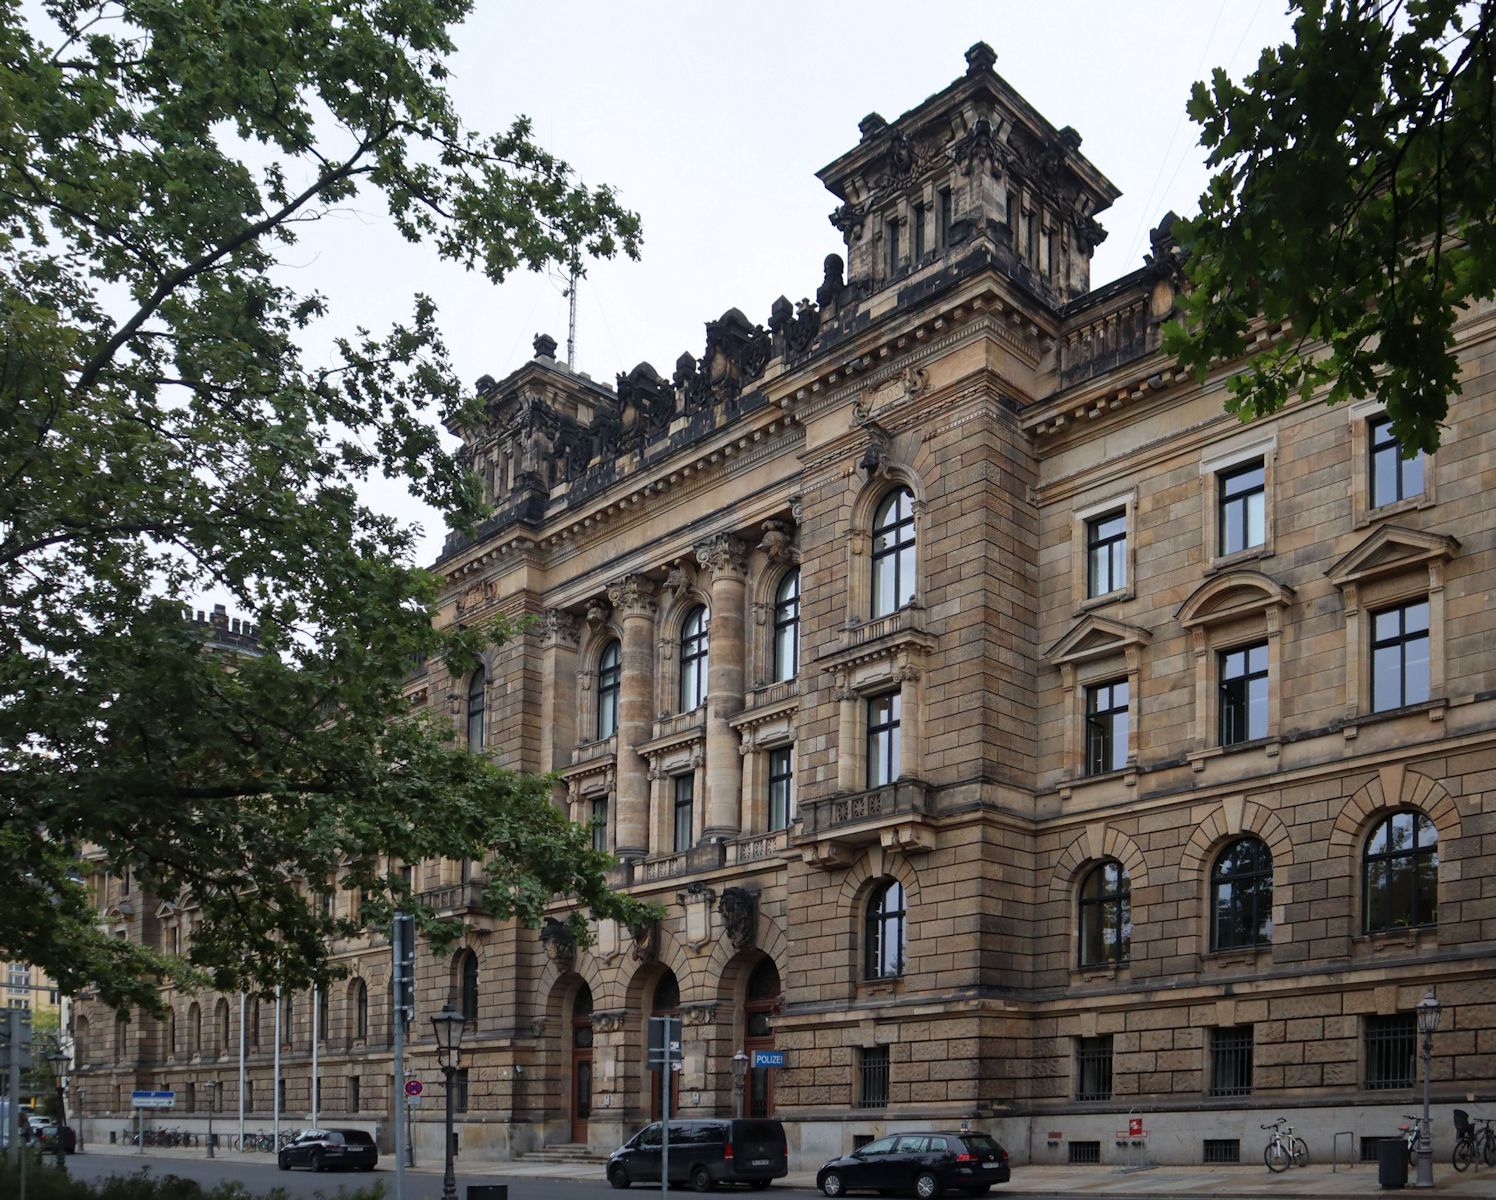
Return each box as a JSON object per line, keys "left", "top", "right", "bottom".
{"left": 0, "top": 0, "right": 647, "bottom": 1012}
{"left": 1166, "top": 0, "right": 1496, "bottom": 454}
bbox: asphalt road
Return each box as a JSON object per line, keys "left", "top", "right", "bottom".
{"left": 62, "top": 1152, "right": 823, "bottom": 1199}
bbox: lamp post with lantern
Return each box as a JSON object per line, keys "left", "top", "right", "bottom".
{"left": 431, "top": 1003, "right": 467, "bottom": 1200}
{"left": 731, "top": 1049, "right": 749, "bottom": 1119}
{"left": 44, "top": 1047, "right": 68, "bottom": 1169}
{"left": 205, "top": 1079, "right": 216, "bottom": 1159}
{"left": 1414, "top": 987, "right": 1441, "bottom": 1189}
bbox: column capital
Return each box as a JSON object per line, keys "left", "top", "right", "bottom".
{"left": 542, "top": 608, "right": 580, "bottom": 647}
{"left": 694, "top": 533, "right": 750, "bottom": 581}
{"left": 606, "top": 574, "right": 658, "bottom": 616}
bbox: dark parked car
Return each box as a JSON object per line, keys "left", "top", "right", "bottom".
{"left": 607, "top": 1118, "right": 788, "bottom": 1190}
{"left": 277, "top": 1128, "right": 378, "bottom": 1172}
{"left": 817, "top": 1131, "right": 1011, "bottom": 1198}
{"left": 33, "top": 1122, "right": 77, "bottom": 1154}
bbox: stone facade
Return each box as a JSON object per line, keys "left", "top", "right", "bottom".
{"left": 72, "top": 45, "right": 1496, "bottom": 1169}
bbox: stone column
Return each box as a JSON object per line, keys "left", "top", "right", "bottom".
{"left": 695, "top": 535, "right": 749, "bottom": 839}
{"left": 897, "top": 660, "right": 923, "bottom": 781}
{"left": 540, "top": 609, "right": 580, "bottom": 778}
{"left": 836, "top": 672, "right": 860, "bottom": 792}
{"left": 606, "top": 575, "right": 657, "bottom": 860}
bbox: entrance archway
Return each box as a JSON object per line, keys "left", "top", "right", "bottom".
{"left": 649, "top": 970, "right": 681, "bottom": 1120}
{"left": 570, "top": 983, "right": 594, "bottom": 1143}
{"left": 742, "top": 958, "right": 780, "bottom": 1118}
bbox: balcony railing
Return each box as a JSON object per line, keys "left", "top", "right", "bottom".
{"left": 742, "top": 679, "right": 799, "bottom": 712}
{"left": 572, "top": 734, "right": 617, "bottom": 766}
{"left": 652, "top": 707, "right": 706, "bottom": 742}
{"left": 728, "top": 828, "right": 789, "bottom": 864}
{"left": 842, "top": 607, "right": 924, "bottom": 651}
{"left": 800, "top": 781, "right": 930, "bottom": 836}
{"left": 414, "top": 881, "right": 488, "bottom": 916}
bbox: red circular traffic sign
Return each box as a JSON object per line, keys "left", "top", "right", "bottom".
{"left": 404, "top": 1080, "right": 423, "bottom": 1097}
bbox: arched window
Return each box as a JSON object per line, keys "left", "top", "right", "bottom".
{"left": 352, "top": 978, "right": 369, "bottom": 1042}
{"left": 1210, "top": 838, "right": 1273, "bottom": 951}
{"left": 466, "top": 667, "right": 486, "bottom": 750}
{"left": 216, "top": 998, "right": 231, "bottom": 1055}
{"left": 871, "top": 487, "right": 916, "bottom": 618}
{"left": 458, "top": 950, "right": 480, "bottom": 1022}
{"left": 679, "top": 605, "right": 710, "bottom": 711}
{"left": 188, "top": 1001, "right": 202, "bottom": 1056}
{"left": 168, "top": 1009, "right": 178, "bottom": 1060}
{"left": 74, "top": 1016, "right": 90, "bottom": 1067}
{"left": 1364, "top": 810, "right": 1438, "bottom": 932}
{"left": 317, "top": 986, "right": 329, "bottom": 1043}
{"left": 1078, "top": 861, "right": 1131, "bottom": 967}
{"left": 772, "top": 571, "right": 800, "bottom": 682}
{"left": 864, "top": 880, "right": 907, "bottom": 980}
{"left": 596, "top": 639, "right": 621, "bottom": 739}
{"left": 114, "top": 1012, "right": 129, "bottom": 1059}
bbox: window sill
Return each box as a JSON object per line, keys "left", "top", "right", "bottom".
{"left": 1069, "top": 963, "right": 1131, "bottom": 985}
{"left": 1206, "top": 545, "right": 1272, "bottom": 574}
{"left": 1059, "top": 766, "right": 1138, "bottom": 799}
{"left": 858, "top": 976, "right": 903, "bottom": 1000}
{"left": 1188, "top": 738, "right": 1281, "bottom": 772}
{"left": 1355, "top": 494, "right": 1433, "bottom": 530}
{"left": 1200, "top": 945, "right": 1270, "bottom": 971}
{"left": 1342, "top": 697, "right": 1447, "bottom": 740}
{"left": 1076, "top": 588, "right": 1133, "bottom": 617}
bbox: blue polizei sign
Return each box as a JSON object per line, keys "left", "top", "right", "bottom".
{"left": 751, "top": 1049, "right": 786, "bottom": 1068}
{"left": 132, "top": 1091, "right": 175, "bottom": 1109}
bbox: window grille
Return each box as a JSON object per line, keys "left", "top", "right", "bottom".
{"left": 1069, "top": 1141, "right": 1101, "bottom": 1164}
{"left": 1365, "top": 1013, "right": 1417, "bottom": 1089}
{"left": 857, "top": 1046, "right": 890, "bottom": 1109}
{"left": 1209, "top": 1026, "right": 1255, "bottom": 1097}
{"left": 1203, "top": 1139, "right": 1240, "bottom": 1164}
{"left": 1075, "top": 1036, "right": 1113, "bottom": 1101}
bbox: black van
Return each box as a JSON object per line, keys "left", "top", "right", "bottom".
{"left": 607, "top": 1118, "right": 788, "bottom": 1190}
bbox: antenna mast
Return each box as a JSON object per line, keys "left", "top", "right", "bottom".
{"left": 565, "top": 268, "right": 578, "bottom": 369}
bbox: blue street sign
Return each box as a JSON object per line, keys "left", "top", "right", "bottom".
{"left": 751, "top": 1049, "right": 786, "bottom": 1069}
{"left": 132, "top": 1090, "right": 175, "bottom": 1109}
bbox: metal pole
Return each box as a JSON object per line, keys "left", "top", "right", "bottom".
{"left": 392, "top": 912, "right": 411, "bottom": 1200}
{"left": 310, "top": 985, "right": 319, "bottom": 1128}
{"left": 441, "top": 1060, "right": 457, "bottom": 1200}
{"left": 237, "top": 992, "right": 245, "bottom": 1154}
{"left": 75, "top": 1087, "right": 84, "bottom": 1153}
{"left": 660, "top": 1054, "right": 670, "bottom": 1200}
{"left": 272, "top": 985, "right": 281, "bottom": 1150}
{"left": 1415, "top": 1026, "right": 1434, "bottom": 1188}
{"left": 206, "top": 1082, "right": 214, "bottom": 1158}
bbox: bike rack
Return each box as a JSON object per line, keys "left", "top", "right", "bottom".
{"left": 1332, "top": 1130, "right": 1355, "bottom": 1172}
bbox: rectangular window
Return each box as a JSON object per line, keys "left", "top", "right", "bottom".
{"left": 349, "top": 1076, "right": 361, "bottom": 1112}
{"left": 1369, "top": 415, "right": 1424, "bottom": 508}
{"left": 1086, "top": 510, "right": 1127, "bottom": 597}
{"left": 1218, "top": 460, "right": 1266, "bottom": 556}
{"left": 1203, "top": 1140, "right": 1241, "bottom": 1164}
{"left": 856, "top": 1046, "right": 890, "bottom": 1109}
{"left": 1025, "top": 210, "right": 1038, "bottom": 265}
{"left": 768, "top": 746, "right": 794, "bottom": 831}
{"left": 454, "top": 1067, "right": 470, "bottom": 1113}
{"left": 866, "top": 692, "right": 902, "bottom": 787}
{"left": 1069, "top": 1141, "right": 1101, "bottom": 1165}
{"left": 1209, "top": 1026, "right": 1255, "bottom": 1097}
{"left": 590, "top": 797, "right": 608, "bottom": 853}
{"left": 673, "top": 775, "right": 694, "bottom": 853}
{"left": 1365, "top": 1013, "right": 1417, "bottom": 1090}
{"left": 887, "top": 220, "right": 900, "bottom": 275}
{"left": 1084, "top": 680, "right": 1129, "bottom": 775}
{"left": 913, "top": 204, "right": 926, "bottom": 261}
{"left": 1074, "top": 1036, "right": 1113, "bottom": 1101}
{"left": 937, "top": 188, "right": 952, "bottom": 246}
{"left": 1371, "top": 599, "right": 1430, "bottom": 711}
{"left": 1219, "top": 642, "right": 1269, "bottom": 745}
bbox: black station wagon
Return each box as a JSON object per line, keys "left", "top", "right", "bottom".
{"left": 817, "top": 1131, "right": 1011, "bottom": 1198}
{"left": 277, "top": 1127, "right": 378, "bottom": 1172}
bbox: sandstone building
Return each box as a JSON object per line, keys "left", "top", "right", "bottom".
{"left": 73, "top": 45, "right": 1496, "bottom": 1169}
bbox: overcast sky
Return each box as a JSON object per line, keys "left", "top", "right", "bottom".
{"left": 294, "top": 1, "right": 1298, "bottom": 566}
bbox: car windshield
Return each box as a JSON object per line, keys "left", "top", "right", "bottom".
{"left": 960, "top": 1134, "right": 1001, "bottom": 1154}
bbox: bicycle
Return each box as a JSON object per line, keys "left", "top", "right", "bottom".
{"left": 1401, "top": 1114, "right": 1429, "bottom": 1166}
{"left": 1261, "top": 1118, "right": 1309, "bottom": 1172}
{"left": 1453, "top": 1109, "right": 1496, "bottom": 1171}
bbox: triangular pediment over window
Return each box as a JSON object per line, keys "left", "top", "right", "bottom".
{"left": 1177, "top": 569, "right": 1295, "bottom": 629}
{"left": 1044, "top": 613, "right": 1151, "bottom": 668}
{"left": 1326, "top": 525, "right": 1459, "bottom": 589}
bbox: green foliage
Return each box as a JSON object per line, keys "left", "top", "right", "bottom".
{"left": 0, "top": 1, "right": 647, "bottom": 1012}
{"left": 1166, "top": 0, "right": 1496, "bottom": 453}
{"left": 0, "top": 1156, "right": 380, "bottom": 1200}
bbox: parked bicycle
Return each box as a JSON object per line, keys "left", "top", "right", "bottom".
{"left": 1261, "top": 1118, "right": 1309, "bottom": 1172}
{"left": 1453, "top": 1109, "right": 1496, "bottom": 1171}
{"left": 1401, "top": 1114, "right": 1429, "bottom": 1165}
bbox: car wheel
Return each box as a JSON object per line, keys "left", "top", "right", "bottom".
{"left": 310, "top": 1150, "right": 325, "bottom": 1173}
{"left": 690, "top": 1163, "right": 714, "bottom": 1192}
{"left": 277, "top": 1153, "right": 290, "bottom": 1171}
{"left": 821, "top": 1170, "right": 846, "bottom": 1197}
{"left": 608, "top": 1164, "right": 631, "bottom": 1190}
{"left": 915, "top": 1171, "right": 941, "bottom": 1199}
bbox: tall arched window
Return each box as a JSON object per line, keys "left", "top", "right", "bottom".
{"left": 596, "top": 639, "right": 621, "bottom": 738}
{"left": 188, "top": 1001, "right": 202, "bottom": 1056}
{"left": 871, "top": 487, "right": 916, "bottom": 618}
{"left": 114, "top": 1012, "right": 129, "bottom": 1059}
{"left": 458, "top": 949, "right": 480, "bottom": 1022}
{"left": 466, "top": 667, "right": 486, "bottom": 750}
{"left": 216, "top": 998, "right": 231, "bottom": 1056}
{"left": 167, "top": 1009, "right": 178, "bottom": 1060}
{"left": 1364, "top": 810, "right": 1438, "bottom": 932}
{"left": 1210, "top": 838, "right": 1273, "bottom": 951}
{"left": 352, "top": 978, "right": 369, "bottom": 1042}
{"left": 864, "top": 879, "right": 907, "bottom": 980}
{"left": 772, "top": 571, "right": 800, "bottom": 682}
{"left": 317, "top": 986, "right": 329, "bottom": 1043}
{"left": 679, "top": 605, "right": 710, "bottom": 711}
{"left": 1078, "top": 861, "right": 1131, "bottom": 967}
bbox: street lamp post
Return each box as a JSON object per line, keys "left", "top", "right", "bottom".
{"left": 45, "top": 1048, "right": 68, "bottom": 1170}
{"left": 731, "top": 1049, "right": 749, "bottom": 1119}
{"left": 431, "top": 1003, "right": 467, "bottom": 1200}
{"left": 206, "top": 1080, "right": 216, "bottom": 1159}
{"left": 75, "top": 1087, "right": 84, "bottom": 1153}
{"left": 1414, "top": 987, "right": 1441, "bottom": 1189}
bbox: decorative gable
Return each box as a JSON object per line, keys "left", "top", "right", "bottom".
{"left": 1326, "top": 525, "right": 1459, "bottom": 590}
{"left": 1045, "top": 613, "right": 1151, "bottom": 669}
{"left": 1177, "top": 570, "right": 1295, "bottom": 629}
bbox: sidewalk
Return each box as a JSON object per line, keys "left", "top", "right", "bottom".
{"left": 75, "top": 1142, "right": 1496, "bottom": 1196}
